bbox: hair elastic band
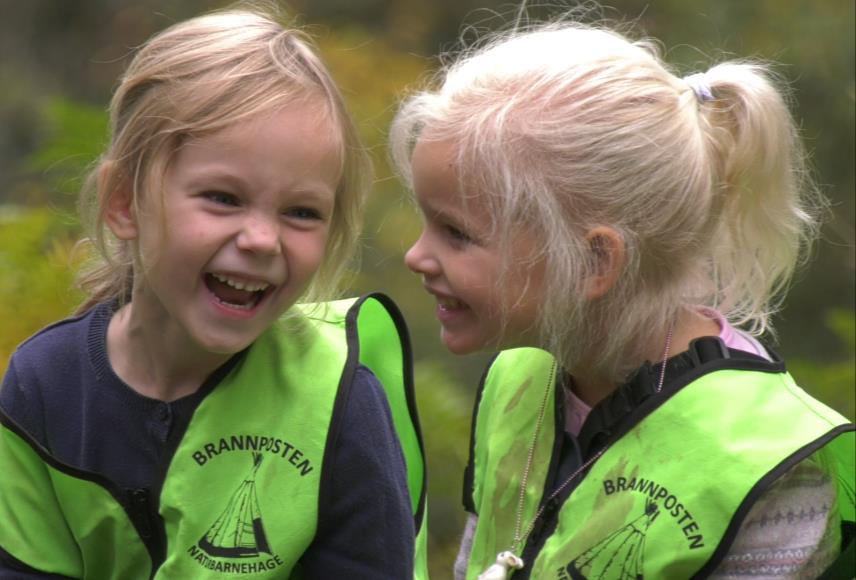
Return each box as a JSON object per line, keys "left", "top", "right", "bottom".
{"left": 683, "top": 72, "right": 714, "bottom": 102}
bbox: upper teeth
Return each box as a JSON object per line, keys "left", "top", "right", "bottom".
{"left": 438, "top": 297, "right": 463, "bottom": 308}
{"left": 213, "top": 273, "right": 270, "bottom": 292}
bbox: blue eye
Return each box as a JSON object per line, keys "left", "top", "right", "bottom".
{"left": 445, "top": 224, "right": 472, "bottom": 244}
{"left": 203, "top": 191, "right": 240, "bottom": 206}
{"left": 286, "top": 207, "right": 322, "bottom": 221}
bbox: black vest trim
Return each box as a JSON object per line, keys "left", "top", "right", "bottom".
{"left": 362, "top": 292, "right": 427, "bottom": 530}
{"left": 0, "top": 342, "right": 248, "bottom": 578}
{"left": 463, "top": 353, "right": 498, "bottom": 515}
{"left": 0, "top": 409, "right": 162, "bottom": 575}
{"left": 0, "top": 544, "right": 76, "bottom": 578}
{"left": 694, "top": 423, "right": 856, "bottom": 579}
{"left": 318, "top": 293, "right": 427, "bottom": 532}
{"left": 514, "top": 338, "right": 790, "bottom": 579}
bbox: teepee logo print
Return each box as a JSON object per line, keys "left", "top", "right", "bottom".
{"left": 199, "top": 452, "right": 272, "bottom": 558}
{"left": 561, "top": 499, "right": 659, "bottom": 580}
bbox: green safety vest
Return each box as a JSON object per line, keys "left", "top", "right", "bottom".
{"left": 0, "top": 293, "right": 428, "bottom": 579}
{"left": 466, "top": 346, "right": 855, "bottom": 579}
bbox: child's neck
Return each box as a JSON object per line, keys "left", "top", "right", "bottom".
{"left": 106, "top": 303, "right": 229, "bottom": 402}
{"left": 570, "top": 308, "right": 721, "bottom": 407}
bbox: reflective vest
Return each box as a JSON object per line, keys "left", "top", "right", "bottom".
{"left": 466, "top": 345, "right": 855, "bottom": 579}
{"left": 0, "top": 293, "right": 428, "bottom": 579}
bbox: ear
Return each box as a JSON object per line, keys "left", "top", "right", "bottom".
{"left": 584, "top": 226, "right": 625, "bottom": 300}
{"left": 100, "top": 162, "right": 138, "bottom": 240}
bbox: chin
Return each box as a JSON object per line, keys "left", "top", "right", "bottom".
{"left": 441, "top": 333, "right": 485, "bottom": 356}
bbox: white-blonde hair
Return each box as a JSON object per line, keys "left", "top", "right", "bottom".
{"left": 390, "top": 21, "right": 821, "bottom": 381}
{"left": 76, "top": 4, "right": 371, "bottom": 313}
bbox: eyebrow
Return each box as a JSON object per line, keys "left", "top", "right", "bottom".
{"left": 185, "top": 170, "right": 336, "bottom": 201}
{"left": 421, "top": 202, "right": 470, "bottom": 233}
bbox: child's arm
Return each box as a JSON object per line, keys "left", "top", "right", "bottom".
{"left": 298, "top": 366, "right": 414, "bottom": 577}
{"left": 0, "top": 362, "right": 74, "bottom": 577}
{"left": 710, "top": 457, "right": 840, "bottom": 579}
{"left": 454, "top": 513, "right": 477, "bottom": 579}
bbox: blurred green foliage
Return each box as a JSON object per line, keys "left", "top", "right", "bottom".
{"left": 0, "top": 207, "right": 83, "bottom": 371}
{"left": 412, "top": 362, "right": 474, "bottom": 577}
{"left": 788, "top": 309, "right": 856, "bottom": 422}
{"left": 27, "top": 98, "right": 109, "bottom": 195}
{"left": 0, "top": 0, "right": 853, "bottom": 574}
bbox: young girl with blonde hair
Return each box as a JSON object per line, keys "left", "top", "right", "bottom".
{"left": 393, "top": 16, "right": 854, "bottom": 580}
{"left": 0, "top": 7, "right": 426, "bottom": 578}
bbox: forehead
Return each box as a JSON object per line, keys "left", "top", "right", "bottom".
{"left": 167, "top": 102, "right": 342, "bottom": 196}
{"left": 187, "top": 101, "right": 339, "bottom": 156}
{"left": 411, "top": 136, "right": 454, "bottom": 180}
{"left": 412, "top": 137, "right": 511, "bottom": 241}
{"left": 411, "top": 138, "right": 471, "bottom": 211}
{"left": 411, "top": 136, "right": 544, "bottom": 252}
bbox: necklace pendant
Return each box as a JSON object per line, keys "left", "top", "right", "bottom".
{"left": 478, "top": 551, "right": 524, "bottom": 580}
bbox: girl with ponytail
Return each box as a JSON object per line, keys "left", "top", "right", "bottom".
{"left": 393, "top": 16, "right": 853, "bottom": 580}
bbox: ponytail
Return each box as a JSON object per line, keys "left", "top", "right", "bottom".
{"left": 695, "top": 62, "right": 823, "bottom": 335}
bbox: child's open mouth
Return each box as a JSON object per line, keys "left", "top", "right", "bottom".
{"left": 204, "top": 273, "right": 272, "bottom": 310}
{"left": 437, "top": 296, "right": 467, "bottom": 310}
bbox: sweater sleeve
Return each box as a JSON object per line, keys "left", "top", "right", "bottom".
{"left": 455, "top": 513, "right": 478, "bottom": 580}
{"left": 0, "top": 548, "right": 73, "bottom": 580}
{"left": 0, "top": 359, "right": 46, "bottom": 445}
{"left": 710, "top": 455, "right": 840, "bottom": 579}
{"left": 297, "top": 365, "right": 415, "bottom": 578}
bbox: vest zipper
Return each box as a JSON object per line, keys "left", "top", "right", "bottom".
{"left": 125, "top": 487, "right": 167, "bottom": 576}
{"left": 128, "top": 488, "right": 153, "bottom": 539}
{"left": 507, "top": 343, "right": 785, "bottom": 578}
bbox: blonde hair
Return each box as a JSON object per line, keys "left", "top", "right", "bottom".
{"left": 76, "top": 4, "right": 371, "bottom": 313}
{"left": 391, "top": 22, "right": 821, "bottom": 381}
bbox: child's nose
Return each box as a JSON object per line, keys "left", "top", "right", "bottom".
{"left": 236, "top": 216, "right": 281, "bottom": 255}
{"left": 404, "top": 233, "right": 440, "bottom": 276}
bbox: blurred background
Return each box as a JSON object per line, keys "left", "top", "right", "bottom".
{"left": 0, "top": 0, "right": 853, "bottom": 575}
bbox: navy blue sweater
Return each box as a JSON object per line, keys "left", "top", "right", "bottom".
{"left": 0, "top": 302, "right": 414, "bottom": 578}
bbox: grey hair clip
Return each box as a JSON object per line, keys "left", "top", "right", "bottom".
{"left": 683, "top": 73, "right": 714, "bottom": 102}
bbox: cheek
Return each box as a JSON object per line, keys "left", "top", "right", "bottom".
{"left": 293, "top": 230, "right": 330, "bottom": 268}
{"left": 136, "top": 204, "right": 191, "bottom": 260}
{"left": 466, "top": 261, "right": 504, "bottom": 295}
{"left": 492, "top": 264, "right": 545, "bottom": 315}
{"left": 143, "top": 227, "right": 196, "bottom": 266}
{"left": 482, "top": 288, "right": 514, "bottom": 320}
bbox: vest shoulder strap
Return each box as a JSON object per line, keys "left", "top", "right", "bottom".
{"left": 302, "top": 293, "right": 429, "bottom": 579}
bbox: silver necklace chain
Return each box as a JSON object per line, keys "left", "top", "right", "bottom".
{"left": 511, "top": 362, "right": 556, "bottom": 549}
{"left": 508, "top": 324, "right": 675, "bottom": 556}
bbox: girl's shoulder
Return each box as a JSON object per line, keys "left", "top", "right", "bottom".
{"left": 10, "top": 302, "right": 110, "bottom": 371}
{"left": 1, "top": 304, "right": 113, "bottom": 447}
{"left": 4, "top": 303, "right": 115, "bottom": 411}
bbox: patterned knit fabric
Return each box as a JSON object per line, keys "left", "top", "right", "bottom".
{"left": 456, "top": 312, "right": 841, "bottom": 578}
{"left": 454, "top": 458, "right": 839, "bottom": 579}
{"left": 709, "top": 456, "right": 838, "bottom": 579}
